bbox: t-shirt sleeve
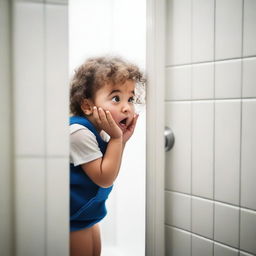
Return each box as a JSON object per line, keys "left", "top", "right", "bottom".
{"left": 70, "top": 126, "right": 103, "bottom": 166}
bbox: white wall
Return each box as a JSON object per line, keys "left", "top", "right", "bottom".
{"left": 69, "top": 1, "right": 146, "bottom": 255}
{"left": 12, "top": 0, "right": 69, "bottom": 255}
{"left": 165, "top": 0, "right": 256, "bottom": 255}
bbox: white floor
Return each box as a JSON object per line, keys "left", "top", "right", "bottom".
{"left": 102, "top": 247, "right": 125, "bottom": 256}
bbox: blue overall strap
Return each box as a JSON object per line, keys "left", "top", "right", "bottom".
{"left": 70, "top": 115, "right": 113, "bottom": 231}
{"left": 70, "top": 115, "right": 107, "bottom": 154}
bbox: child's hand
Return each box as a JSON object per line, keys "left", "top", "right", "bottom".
{"left": 122, "top": 114, "right": 139, "bottom": 144}
{"left": 93, "top": 107, "right": 123, "bottom": 139}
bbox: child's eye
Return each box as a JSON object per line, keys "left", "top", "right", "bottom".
{"left": 128, "top": 97, "right": 135, "bottom": 103}
{"left": 112, "top": 96, "right": 120, "bottom": 102}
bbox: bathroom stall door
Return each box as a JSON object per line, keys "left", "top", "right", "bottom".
{"left": 12, "top": 0, "right": 69, "bottom": 255}
{"left": 164, "top": 0, "right": 256, "bottom": 255}
{"left": 0, "top": 0, "right": 14, "bottom": 255}
{"left": 145, "top": 0, "right": 165, "bottom": 255}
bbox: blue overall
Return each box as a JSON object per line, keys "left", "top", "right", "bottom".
{"left": 70, "top": 116, "right": 113, "bottom": 231}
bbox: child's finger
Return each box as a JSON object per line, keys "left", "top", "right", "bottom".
{"left": 98, "top": 107, "right": 108, "bottom": 125}
{"left": 132, "top": 114, "right": 139, "bottom": 126}
{"left": 128, "top": 114, "right": 139, "bottom": 130}
{"left": 105, "top": 110, "right": 116, "bottom": 127}
{"left": 93, "top": 106, "right": 101, "bottom": 125}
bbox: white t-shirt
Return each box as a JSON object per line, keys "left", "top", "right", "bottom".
{"left": 70, "top": 124, "right": 109, "bottom": 167}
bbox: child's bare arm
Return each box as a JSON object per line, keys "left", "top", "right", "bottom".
{"left": 81, "top": 136, "right": 123, "bottom": 188}
{"left": 81, "top": 107, "right": 138, "bottom": 188}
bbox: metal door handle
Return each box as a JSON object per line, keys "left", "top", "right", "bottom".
{"left": 165, "top": 127, "right": 175, "bottom": 152}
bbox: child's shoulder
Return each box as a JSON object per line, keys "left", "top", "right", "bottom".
{"left": 70, "top": 124, "right": 98, "bottom": 147}
{"left": 70, "top": 124, "right": 94, "bottom": 137}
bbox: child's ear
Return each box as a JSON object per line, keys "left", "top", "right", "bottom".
{"left": 81, "top": 99, "right": 94, "bottom": 115}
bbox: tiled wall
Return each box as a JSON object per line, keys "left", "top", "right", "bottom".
{"left": 165, "top": 0, "right": 256, "bottom": 255}
{"left": 12, "top": 0, "right": 69, "bottom": 255}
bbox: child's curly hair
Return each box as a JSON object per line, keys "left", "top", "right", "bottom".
{"left": 70, "top": 56, "right": 146, "bottom": 116}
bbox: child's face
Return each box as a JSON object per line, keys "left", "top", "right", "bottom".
{"left": 93, "top": 80, "right": 136, "bottom": 132}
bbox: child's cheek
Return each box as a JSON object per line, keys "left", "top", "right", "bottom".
{"left": 131, "top": 105, "right": 135, "bottom": 114}
{"left": 102, "top": 105, "right": 118, "bottom": 122}
{"left": 110, "top": 112, "right": 119, "bottom": 124}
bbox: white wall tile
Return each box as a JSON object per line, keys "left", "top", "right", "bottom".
{"left": 18, "top": 0, "right": 44, "bottom": 2}
{"left": 240, "top": 209, "right": 256, "bottom": 255}
{"left": 192, "top": 235, "right": 213, "bottom": 256}
{"left": 215, "top": 0, "right": 243, "bottom": 60}
{"left": 243, "top": 0, "right": 256, "bottom": 56}
{"left": 192, "top": 101, "right": 214, "bottom": 199}
{"left": 164, "top": 0, "right": 256, "bottom": 255}
{"left": 192, "top": 197, "right": 213, "bottom": 239}
{"left": 15, "top": 158, "right": 45, "bottom": 256}
{"left": 13, "top": 2, "right": 45, "bottom": 156}
{"left": 165, "top": 66, "right": 192, "bottom": 100}
{"left": 215, "top": 60, "right": 242, "bottom": 99}
{"left": 165, "top": 226, "right": 191, "bottom": 256}
{"left": 46, "top": 158, "right": 69, "bottom": 256}
{"left": 214, "top": 202, "right": 239, "bottom": 248}
{"left": 165, "top": 191, "right": 191, "bottom": 231}
{"left": 192, "top": 0, "right": 214, "bottom": 62}
{"left": 166, "top": 0, "right": 192, "bottom": 65}
{"left": 241, "top": 100, "right": 256, "bottom": 210}
{"left": 242, "top": 58, "right": 256, "bottom": 98}
{"left": 46, "top": 0, "right": 68, "bottom": 4}
{"left": 165, "top": 102, "right": 191, "bottom": 193}
{"left": 45, "top": 4, "right": 69, "bottom": 157}
{"left": 214, "top": 243, "right": 239, "bottom": 256}
{"left": 239, "top": 251, "right": 254, "bottom": 256}
{"left": 192, "top": 63, "right": 214, "bottom": 100}
{"left": 215, "top": 100, "right": 241, "bottom": 205}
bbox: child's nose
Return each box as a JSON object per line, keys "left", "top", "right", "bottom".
{"left": 121, "top": 103, "right": 131, "bottom": 113}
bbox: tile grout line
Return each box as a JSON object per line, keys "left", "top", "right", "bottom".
{"left": 165, "top": 189, "right": 256, "bottom": 213}
{"left": 10, "top": 1, "right": 16, "bottom": 254}
{"left": 15, "top": 155, "right": 68, "bottom": 158}
{"left": 165, "top": 224, "right": 255, "bottom": 255}
{"left": 190, "top": 0, "right": 193, "bottom": 255}
{"left": 165, "top": 96, "right": 256, "bottom": 102}
{"left": 213, "top": 0, "right": 216, "bottom": 254}
{"left": 238, "top": 0, "right": 245, "bottom": 251}
{"left": 16, "top": 0, "right": 68, "bottom": 5}
{"left": 43, "top": 1, "right": 48, "bottom": 255}
{"left": 165, "top": 55, "right": 256, "bottom": 68}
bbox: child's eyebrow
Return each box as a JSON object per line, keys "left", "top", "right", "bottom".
{"left": 108, "top": 90, "right": 135, "bottom": 96}
{"left": 108, "top": 90, "right": 120, "bottom": 96}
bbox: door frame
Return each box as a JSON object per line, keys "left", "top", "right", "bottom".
{"left": 146, "top": 0, "right": 166, "bottom": 255}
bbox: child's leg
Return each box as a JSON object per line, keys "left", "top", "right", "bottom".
{"left": 70, "top": 227, "right": 93, "bottom": 256}
{"left": 91, "top": 224, "right": 101, "bottom": 256}
{"left": 70, "top": 224, "right": 101, "bottom": 256}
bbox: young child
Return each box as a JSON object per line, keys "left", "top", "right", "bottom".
{"left": 69, "top": 56, "right": 145, "bottom": 256}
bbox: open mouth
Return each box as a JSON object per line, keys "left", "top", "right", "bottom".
{"left": 119, "top": 118, "right": 128, "bottom": 128}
